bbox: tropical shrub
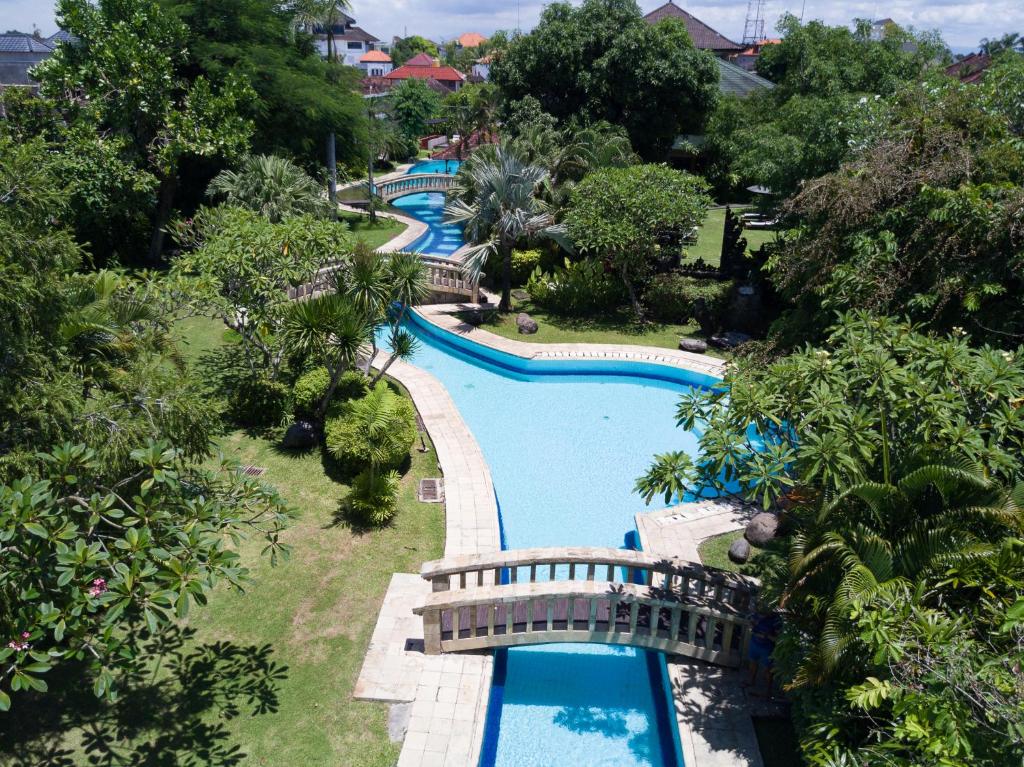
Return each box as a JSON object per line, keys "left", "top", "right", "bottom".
{"left": 510, "top": 249, "right": 542, "bottom": 285}
{"left": 643, "top": 275, "right": 733, "bottom": 324}
{"left": 324, "top": 384, "right": 417, "bottom": 473}
{"left": 526, "top": 259, "right": 625, "bottom": 316}
{"left": 292, "top": 366, "right": 330, "bottom": 418}
{"left": 208, "top": 154, "right": 333, "bottom": 222}
{"left": 229, "top": 375, "right": 291, "bottom": 428}
{"left": 348, "top": 468, "right": 401, "bottom": 525}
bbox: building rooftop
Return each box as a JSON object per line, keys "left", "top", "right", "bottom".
{"left": 0, "top": 32, "right": 54, "bottom": 54}
{"left": 386, "top": 63, "right": 466, "bottom": 83}
{"left": 716, "top": 57, "right": 774, "bottom": 97}
{"left": 643, "top": 2, "right": 742, "bottom": 51}
{"left": 944, "top": 52, "right": 992, "bottom": 84}
{"left": 360, "top": 50, "right": 392, "bottom": 63}
{"left": 337, "top": 26, "right": 380, "bottom": 43}
{"left": 405, "top": 52, "right": 436, "bottom": 66}
{"left": 457, "top": 32, "right": 487, "bottom": 48}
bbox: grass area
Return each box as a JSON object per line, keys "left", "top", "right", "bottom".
{"left": 1, "top": 318, "right": 444, "bottom": 767}
{"left": 339, "top": 210, "right": 408, "bottom": 251}
{"left": 684, "top": 207, "right": 777, "bottom": 267}
{"left": 698, "top": 530, "right": 760, "bottom": 572}
{"left": 458, "top": 298, "right": 728, "bottom": 357}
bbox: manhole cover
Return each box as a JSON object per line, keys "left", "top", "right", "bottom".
{"left": 417, "top": 478, "right": 444, "bottom": 503}
{"left": 239, "top": 465, "right": 266, "bottom": 477}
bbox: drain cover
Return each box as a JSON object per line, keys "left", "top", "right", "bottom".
{"left": 240, "top": 465, "right": 266, "bottom": 477}
{"left": 417, "top": 478, "right": 445, "bottom": 503}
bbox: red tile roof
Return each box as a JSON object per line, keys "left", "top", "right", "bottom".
{"left": 457, "top": 32, "right": 487, "bottom": 48}
{"left": 643, "top": 2, "right": 742, "bottom": 51}
{"left": 386, "top": 64, "right": 465, "bottom": 83}
{"left": 405, "top": 52, "right": 436, "bottom": 66}
{"left": 944, "top": 52, "right": 992, "bottom": 84}
{"left": 360, "top": 49, "right": 391, "bottom": 62}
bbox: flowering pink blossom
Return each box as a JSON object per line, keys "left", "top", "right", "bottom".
{"left": 87, "top": 577, "right": 108, "bottom": 598}
{"left": 7, "top": 636, "right": 29, "bottom": 651}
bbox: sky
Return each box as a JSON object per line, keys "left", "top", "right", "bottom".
{"left": 2, "top": 0, "right": 1019, "bottom": 52}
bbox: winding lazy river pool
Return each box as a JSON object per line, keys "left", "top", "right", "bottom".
{"left": 392, "top": 161, "right": 711, "bottom": 766}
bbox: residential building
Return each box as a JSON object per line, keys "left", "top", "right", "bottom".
{"left": 945, "top": 52, "right": 992, "bottom": 84}
{"left": 0, "top": 32, "right": 54, "bottom": 87}
{"left": 360, "top": 49, "right": 393, "bottom": 77}
{"left": 384, "top": 52, "right": 466, "bottom": 92}
{"left": 733, "top": 38, "right": 780, "bottom": 72}
{"left": 715, "top": 57, "right": 774, "bottom": 97}
{"left": 455, "top": 32, "right": 487, "bottom": 49}
{"left": 471, "top": 55, "right": 492, "bottom": 81}
{"left": 642, "top": 2, "right": 743, "bottom": 57}
{"left": 310, "top": 13, "right": 389, "bottom": 68}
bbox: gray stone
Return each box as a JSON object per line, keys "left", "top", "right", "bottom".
{"left": 745, "top": 512, "right": 779, "bottom": 546}
{"left": 516, "top": 312, "right": 539, "bottom": 334}
{"left": 387, "top": 702, "right": 411, "bottom": 743}
{"left": 728, "top": 537, "right": 751, "bottom": 564}
{"left": 679, "top": 338, "right": 708, "bottom": 353}
{"left": 281, "top": 420, "right": 317, "bottom": 450}
{"left": 709, "top": 331, "right": 752, "bottom": 349}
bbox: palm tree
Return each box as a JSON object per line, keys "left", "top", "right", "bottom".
{"left": 282, "top": 293, "right": 373, "bottom": 422}
{"left": 444, "top": 143, "right": 569, "bottom": 311}
{"left": 778, "top": 459, "right": 1024, "bottom": 687}
{"left": 208, "top": 155, "right": 333, "bottom": 222}
{"left": 290, "top": 0, "right": 351, "bottom": 62}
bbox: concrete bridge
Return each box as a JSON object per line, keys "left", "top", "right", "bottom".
{"left": 287, "top": 254, "right": 478, "bottom": 303}
{"left": 374, "top": 173, "right": 456, "bottom": 202}
{"left": 413, "top": 548, "right": 758, "bottom": 667}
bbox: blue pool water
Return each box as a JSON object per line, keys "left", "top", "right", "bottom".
{"left": 390, "top": 160, "right": 464, "bottom": 258}
{"left": 389, "top": 313, "right": 712, "bottom": 766}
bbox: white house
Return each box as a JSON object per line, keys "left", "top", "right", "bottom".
{"left": 311, "top": 13, "right": 389, "bottom": 68}
{"left": 360, "top": 50, "right": 392, "bottom": 77}
{"left": 471, "top": 54, "right": 491, "bottom": 81}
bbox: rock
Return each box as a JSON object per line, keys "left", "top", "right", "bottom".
{"left": 282, "top": 420, "right": 317, "bottom": 450}
{"left": 745, "top": 512, "right": 779, "bottom": 546}
{"left": 728, "top": 537, "right": 751, "bottom": 564}
{"left": 516, "top": 312, "right": 539, "bottom": 335}
{"left": 709, "top": 331, "right": 752, "bottom": 350}
{"left": 679, "top": 338, "right": 708, "bottom": 353}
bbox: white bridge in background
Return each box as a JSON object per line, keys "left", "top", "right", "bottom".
{"left": 374, "top": 173, "right": 456, "bottom": 202}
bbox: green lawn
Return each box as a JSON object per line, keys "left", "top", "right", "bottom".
{"left": 339, "top": 210, "right": 408, "bottom": 251}
{"left": 458, "top": 298, "right": 728, "bottom": 358}
{"left": 698, "top": 530, "right": 760, "bottom": 572}
{"left": 0, "top": 318, "right": 443, "bottom": 767}
{"left": 684, "top": 207, "right": 777, "bottom": 267}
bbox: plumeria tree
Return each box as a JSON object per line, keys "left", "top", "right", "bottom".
{"left": 0, "top": 442, "right": 293, "bottom": 710}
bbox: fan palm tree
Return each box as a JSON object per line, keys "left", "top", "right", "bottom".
{"left": 290, "top": 0, "right": 351, "bottom": 62}
{"left": 444, "top": 143, "right": 569, "bottom": 311}
{"left": 779, "top": 459, "right": 1024, "bottom": 687}
{"left": 282, "top": 293, "right": 373, "bottom": 422}
{"left": 208, "top": 155, "right": 332, "bottom": 222}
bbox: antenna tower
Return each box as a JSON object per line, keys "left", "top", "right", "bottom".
{"left": 741, "top": 0, "right": 766, "bottom": 45}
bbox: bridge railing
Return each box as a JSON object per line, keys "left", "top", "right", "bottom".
{"left": 420, "top": 255, "right": 478, "bottom": 302}
{"left": 412, "top": 578, "right": 755, "bottom": 665}
{"left": 419, "top": 546, "right": 757, "bottom": 610}
{"left": 375, "top": 173, "right": 456, "bottom": 201}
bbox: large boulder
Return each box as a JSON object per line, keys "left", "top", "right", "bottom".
{"left": 679, "top": 338, "right": 708, "bottom": 353}
{"left": 709, "top": 331, "right": 752, "bottom": 350}
{"left": 728, "top": 537, "right": 751, "bottom": 564}
{"left": 516, "top": 313, "right": 539, "bottom": 335}
{"left": 282, "top": 420, "right": 317, "bottom": 450}
{"left": 745, "top": 512, "right": 779, "bottom": 546}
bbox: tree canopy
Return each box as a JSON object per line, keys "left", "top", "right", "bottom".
{"left": 490, "top": 0, "right": 718, "bottom": 159}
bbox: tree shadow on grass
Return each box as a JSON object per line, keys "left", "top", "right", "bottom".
{"left": 0, "top": 627, "right": 287, "bottom": 767}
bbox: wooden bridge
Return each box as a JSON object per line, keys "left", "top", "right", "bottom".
{"left": 374, "top": 173, "right": 456, "bottom": 202}
{"left": 413, "top": 548, "right": 758, "bottom": 667}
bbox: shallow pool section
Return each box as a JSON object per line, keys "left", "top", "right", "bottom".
{"left": 391, "top": 160, "right": 463, "bottom": 259}
{"left": 391, "top": 314, "right": 708, "bottom": 766}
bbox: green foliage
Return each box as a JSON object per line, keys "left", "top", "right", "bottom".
{"left": 230, "top": 375, "right": 292, "bottom": 428}
{"left": 772, "top": 65, "right": 1024, "bottom": 344}
{"left": 643, "top": 274, "right": 733, "bottom": 324}
{"left": 490, "top": 0, "right": 718, "bottom": 159}
{"left": 391, "top": 78, "right": 442, "bottom": 141}
{"left": 208, "top": 154, "right": 333, "bottom": 222}
{"left": 171, "top": 206, "right": 351, "bottom": 378}
{"left": 0, "top": 441, "right": 293, "bottom": 709}
{"left": 390, "top": 35, "right": 439, "bottom": 66}
{"left": 526, "top": 259, "right": 625, "bottom": 316}
{"left": 510, "top": 249, "right": 542, "bottom": 285}
{"left": 565, "top": 164, "right": 711, "bottom": 317}
{"left": 325, "top": 383, "right": 417, "bottom": 474}
{"left": 349, "top": 468, "right": 400, "bottom": 525}
{"left": 292, "top": 366, "right": 331, "bottom": 418}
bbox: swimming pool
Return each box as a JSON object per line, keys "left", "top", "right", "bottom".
{"left": 393, "top": 312, "right": 710, "bottom": 766}
{"left": 390, "top": 160, "right": 464, "bottom": 259}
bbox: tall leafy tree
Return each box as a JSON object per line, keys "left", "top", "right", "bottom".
{"left": 490, "top": 0, "right": 718, "bottom": 159}
{"left": 391, "top": 78, "right": 441, "bottom": 141}
{"left": 37, "top": 0, "right": 254, "bottom": 263}
{"left": 390, "top": 35, "right": 439, "bottom": 66}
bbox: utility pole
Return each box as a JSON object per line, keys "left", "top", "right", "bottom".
{"left": 326, "top": 131, "right": 337, "bottom": 219}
